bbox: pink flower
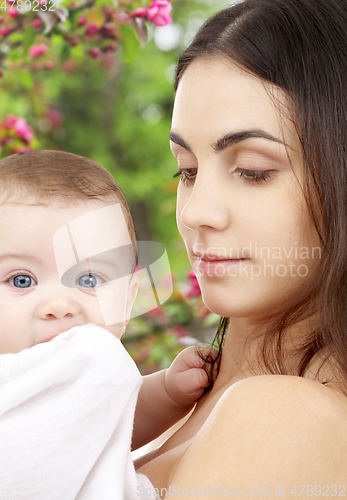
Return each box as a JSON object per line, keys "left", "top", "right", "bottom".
{"left": 186, "top": 269, "right": 201, "bottom": 297}
{"left": 4, "top": 115, "right": 17, "bottom": 128}
{"left": 100, "top": 23, "right": 116, "bottom": 39}
{"left": 13, "top": 117, "right": 34, "bottom": 143}
{"left": 29, "top": 43, "right": 48, "bottom": 59}
{"left": 0, "top": 27, "right": 10, "bottom": 37}
{"left": 147, "top": 0, "right": 172, "bottom": 27}
{"left": 107, "top": 42, "right": 117, "bottom": 51}
{"left": 102, "top": 42, "right": 118, "bottom": 53}
{"left": 133, "top": 7, "right": 147, "bottom": 18}
{"left": 77, "top": 16, "right": 86, "bottom": 26}
{"left": 69, "top": 39, "right": 79, "bottom": 47}
{"left": 44, "top": 60, "right": 54, "bottom": 69}
{"left": 3, "top": 116, "right": 34, "bottom": 143}
{"left": 46, "top": 108, "right": 64, "bottom": 127}
{"left": 89, "top": 48, "right": 100, "bottom": 58}
{"left": 33, "top": 19, "right": 42, "bottom": 29}
{"left": 86, "top": 23, "right": 98, "bottom": 35}
{"left": 8, "top": 7, "right": 19, "bottom": 17}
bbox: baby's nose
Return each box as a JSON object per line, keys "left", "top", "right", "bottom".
{"left": 37, "top": 290, "right": 81, "bottom": 320}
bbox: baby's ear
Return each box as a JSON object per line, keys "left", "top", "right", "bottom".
{"left": 123, "top": 273, "right": 139, "bottom": 329}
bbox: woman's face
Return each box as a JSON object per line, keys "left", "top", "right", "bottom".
{"left": 171, "top": 57, "right": 320, "bottom": 320}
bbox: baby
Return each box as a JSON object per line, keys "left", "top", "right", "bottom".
{"left": 0, "top": 150, "right": 212, "bottom": 500}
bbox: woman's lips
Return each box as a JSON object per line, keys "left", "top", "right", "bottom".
{"left": 197, "top": 257, "right": 250, "bottom": 276}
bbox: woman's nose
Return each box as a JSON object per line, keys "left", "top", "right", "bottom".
{"left": 37, "top": 289, "right": 81, "bottom": 320}
{"left": 178, "top": 168, "right": 230, "bottom": 232}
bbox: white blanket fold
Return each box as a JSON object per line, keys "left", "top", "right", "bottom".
{"left": 0, "top": 324, "right": 158, "bottom": 500}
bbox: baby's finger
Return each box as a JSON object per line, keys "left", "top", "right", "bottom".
{"left": 166, "top": 367, "right": 211, "bottom": 406}
{"left": 172, "top": 346, "right": 218, "bottom": 372}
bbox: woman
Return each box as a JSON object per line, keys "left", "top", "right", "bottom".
{"left": 136, "top": 0, "right": 347, "bottom": 494}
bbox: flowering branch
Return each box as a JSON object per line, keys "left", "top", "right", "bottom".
{"left": 68, "top": 0, "right": 96, "bottom": 14}
{"left": 0, "top": 115, "right": 36, "bottom": 155}
{"left": 0, "top": 0, "right": 173, "bottom": 73}
{"left": 133, "top": 0, "right": 172, "bottom": 27}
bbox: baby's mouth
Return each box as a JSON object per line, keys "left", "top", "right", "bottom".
{"left": 37, "top": 325, "right": 80, "bottom": 344}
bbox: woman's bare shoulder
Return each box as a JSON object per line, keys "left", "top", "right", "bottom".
{"left": 219, "top": 374, "right": 347, "bottom": 418}
{"left": 166, "top": 375, "right": 347, "bottom": 497}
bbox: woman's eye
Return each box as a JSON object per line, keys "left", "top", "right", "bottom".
{"left": 173, "top": 168, "right": 197, "bottom": 186}
{"left": 234, "top": 168, "right": 275, "bottom": 184}
{"left": 10, "top": 274, "right": 37, "bottom": 288}
{"left": 77, "top": 274, "right": 105, "bottom": 288}
{"left": 172, "top": 167, "right": 275, "bottom": 186}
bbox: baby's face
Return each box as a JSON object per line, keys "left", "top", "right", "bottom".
{"left": 0, "top": 199, "right": 138, "bottom": 354}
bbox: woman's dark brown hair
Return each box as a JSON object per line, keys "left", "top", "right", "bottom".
{"left": 175, "top": 0, "right": 347, "bottom": 394}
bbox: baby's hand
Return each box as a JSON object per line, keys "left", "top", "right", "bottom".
{"left": 164, "top": 346, "right": 217, "bottom": 408}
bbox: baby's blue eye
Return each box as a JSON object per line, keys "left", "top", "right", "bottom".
{"left": 77, "top": 274, "right": 103, "bottom": 288}
{"left": 13, "top": 275, "right": 35, "bottom": 288}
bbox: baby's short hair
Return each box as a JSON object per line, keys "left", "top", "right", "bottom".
{"left": 0, "top": 150, "right": 138, "bottom": 267}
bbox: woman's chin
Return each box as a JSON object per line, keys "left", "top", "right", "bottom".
{"left": 201, "top": 293, "right": 248, "bottom": 318}
{"left": 200, "top": 290, "right": 273, "bottom": 319}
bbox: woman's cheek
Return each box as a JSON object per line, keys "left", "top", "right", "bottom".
{"left": 176, "top": 188, "right": 187, "bottom": 237}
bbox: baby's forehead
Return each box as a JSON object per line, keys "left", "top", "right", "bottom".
{"left": 2, "top": 195, "right": 130, "bottom": 229}
{"left": 58, "top": 203, "right": 131, "bottom": 251}
{"left": 0, "top": 197, "right": 133, "bottom": 252}
{"left": 52, "top": 203, "right": 132, "bottom": 273}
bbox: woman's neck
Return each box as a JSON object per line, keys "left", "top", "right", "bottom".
{"left": 211, "top": 314, "right": 321, "bottom": 394}
{"left": 210, "top": 318, "right": 259, "bottom": 393}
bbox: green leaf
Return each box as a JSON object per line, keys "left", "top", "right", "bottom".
{"left": 7, "top": 48, "right": 23, "bottom": 62}
{"left": 121, "top": 24, "right": 140, "bottom": 64}
{"left": 51, "top": 34, "right": 63, "bottom": 46}
{"left": 96, "top": 0, "right": 112, "bottom": 7}
{"left": 60, "top": 42, "right": 71, "bottom": 63}
{"left": 16, "top": 70, "right": 34, "bottom": 90}
{"left": 22, "top": 27, "right": 36, "bottom": 54}
{"left": 70, "top": 43, "right": 83, "bottom": 58}
{"left": 8, "top": 32, "right": 22, "bottom": 42}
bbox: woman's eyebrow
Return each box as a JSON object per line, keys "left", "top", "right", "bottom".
{"left": 169, "top": 129, "right": 292, "bottom": 152}
{"left": 169, "top": 132, "right": 192, "bottom": 151}
{"left": 213, "top": 129, "right": 291, "bottom": 151}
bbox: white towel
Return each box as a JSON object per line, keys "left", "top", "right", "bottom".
{"left": 0, "top": 324, "right": 159, "bottom": 500}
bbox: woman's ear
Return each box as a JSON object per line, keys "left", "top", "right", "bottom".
{"left": 123, "top": 273, "right": 139, "bottom": 330}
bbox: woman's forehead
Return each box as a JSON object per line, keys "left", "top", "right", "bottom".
{"left": 172, "top": 57, "right": 298, "bottom": 152}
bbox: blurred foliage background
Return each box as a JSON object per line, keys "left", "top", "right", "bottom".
{"left": 0, "top": 0, "right": 231, "bottom": 373}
